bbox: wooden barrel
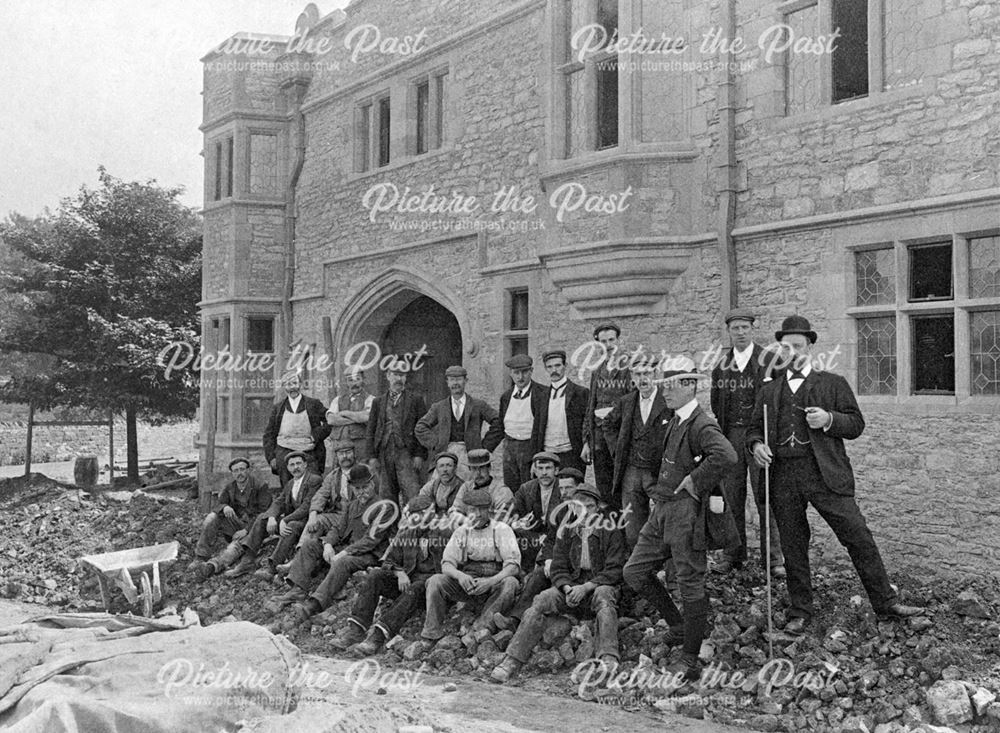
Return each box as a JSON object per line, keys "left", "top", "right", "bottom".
{"left": 74, "top": 456, "right": 99, "bottom": 487}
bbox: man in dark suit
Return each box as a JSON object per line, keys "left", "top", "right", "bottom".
{"left": 366, "top": 364, "right": 428, "bottom": 506}
{"left": 602, "top": 358, "right": 672, "bottom": 548}
{"left": 623, "top": 358, "right": 737, "bottom": 681}
{"left": 498, "top": 354, "right": 547, "bottom": 491}
{"left": 710, "top": 308, "right": 785, "bottom": 577}
{"left": 582, "top": 324, "right": 633, "bottom": 506}
{"left": 747, "top": 316, "right": 922, "bottom": 634}
{"left": 262, "top": 372, "right": 331, "bottom": 486}
{"left": 415, "top": 365, "right": 504, "bottom": 476}
{"left": 538, "top": 350, "right": 590, "bottom": 475}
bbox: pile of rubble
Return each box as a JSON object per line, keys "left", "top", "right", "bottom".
{"left": 2, "top": 474, "right": 999, "bottom": 733}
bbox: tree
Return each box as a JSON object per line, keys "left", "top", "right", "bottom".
{"left": 0, "top": 168, "right": 202, "bottom": 481}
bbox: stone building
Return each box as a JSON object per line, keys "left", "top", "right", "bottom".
{"left": 199, "top": 0, "right": 999, "bottom": 576}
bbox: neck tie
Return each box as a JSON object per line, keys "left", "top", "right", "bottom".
{"left": 390, "top": 391, "right": 402, "bottom": 407}
{"left": 550, "top": 384, "right": 564, "bottom": 399}
{"left": 514, "top": 389, "right": 527, "bottom": 400}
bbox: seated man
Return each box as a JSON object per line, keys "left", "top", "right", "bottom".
{"left": 449, "top": 449, "right": 514, "bottom": 517}
{"left": 188, "top": 458, "right": 271, "bottom": 570}
{"left": 285, "top": 465, "right": 393, "bottom": 622}
{"left": 330, "top": 494, "right": 443, "bottom": 655}
{"left": 418, "top": 452, "right": 464, "bottom": 515}
{"left": 491, "top": 484, "right": 626, "bottom": 682}
{"left": 198, "top": 452, "right": 320, "bottom": 579}
{"left": 493, "top": 452, "right": 568, "bottom": 631}
{"left": 421, "top": 489, "right": 521, "bottom": 642}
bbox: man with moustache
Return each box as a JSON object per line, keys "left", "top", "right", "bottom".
{"left": 498, "top": 354, "right": 547, "bottom": 491}
{"left": 421, "top": 489, "right": 522, "bottom": 643}
{"left": 330, "top": 494, "right": 444, "bottom": 656}
{"left": 582, "top": 324, "right": 633, "bottom": 506}
{"left": 623, "top": 358, "right": 737, "bottom": 681}
{"left": 450, "top": 448, "right": 515, "bottom": 516}
{"left": 263, "top": 372, "right": 331, "bottom": 486}
{"left": 415, "top": 365, "right": 504, "bottom": 478}
{"left": 602, "top": 357, "right": 672, "bottom": 548}
{"left": 491, "top": 483, "right": 626, "bottom": 683}
{"left": 418, "top": 451, "right": 465, "bottom": 515}
{"left": 747, "top": 316, "right": 922, "bottom": 634}
{"left": 367, "top": 363, "right": 428, "bottom": 506}
{"left": 538, "top": 349, "right": 590, "bottom": 475}
{"left": 188, "top": 458, "right": 271, "bottom": 571}
{"left": 327, "top": 368, "right": 374, "bottom": 463}
{"left": 710, "top": 308, "right": 785, "bottom": 578}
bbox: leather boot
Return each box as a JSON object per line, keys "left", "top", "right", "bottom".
{"left": 213, "top": 542, "right": 244, "bottom": 572}
{"left": 350, "top": 626, "right": 387, "bottom": 656}
{"left": 672, "top": 596, "right": 709, "bottom": 681}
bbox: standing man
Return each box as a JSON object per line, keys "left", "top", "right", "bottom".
{"left": 538, "top": 350, "right": 590, "bottom": 475}
{"left": 263, "top": 372, "right": 331, "bottom": 487}
{"left": 415, "top": 365, "right": 504, "bottom": 477}
{"left": 710, "top": 309, "right": 785, "bottom": 578}
{"left": 327, "top": 368, "right": 374, "bottom": 463}
{"left": 367, "top": 364, "right": 428, "bottom": 506}
{"left": 188, "top": 458, "right": 271, "bottom": 570}
{"left": 747, "top": 316, "right": 921, "bottom": 634}
{"left": 623, "top": 358, "right": 737, "bottom": 681}
{"left": 582, "top": 324, "right": 633, "bottom": 506}
{"left": 498, "top": 354, "right": 546, "bottom": 491}
{"left": 602, "top": 359, "right": 671, "bottom": 548}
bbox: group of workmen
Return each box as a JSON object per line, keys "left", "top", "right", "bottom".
{"left": 187, "top": 311, "right": 921, "bottom": 683}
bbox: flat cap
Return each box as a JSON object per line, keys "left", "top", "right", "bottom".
{"left": 331, "top": 439, "right": 356, "bottom": 452}
{"left": 467, "top": 448, "right": 492, "bottom": 467}
{"left": 228, "top": 457, "right": 251, "bottom": 470}
{"left": 531, "top": 451, "right": 560, "bottom": 466}
{"left": 592, "top": 323, "right": 621, "bottom": 338}
{"left": 556, "top": 467, "right": 585, "bottom": 483}
{"left": 464, "top": 488, "right": 493, "bottom": 507}
{"left": 725, "top": 307, "right": 756, "bottom": 325}
{"left": 444, "top": 365, "right": 468, "bottom": 377}
{"left": 406, "top": 494, "right": 434, "bottom": 513}
{"left": 348, "top": 464, "right": 374, "bottom": 484}
{"left": 505, "top": 354, "right": 533, "bottom": 369}
{"left": 541, "top": 349, "right": 567, "bottom": 364}
{"left": 572, "top": 483, "right": 602, "bottom": 503}
{"left": 435, "top": 451, "right": 459, "bottom": 465}
{"left": 284, "top": 451, "right": 308, "bottom": 465}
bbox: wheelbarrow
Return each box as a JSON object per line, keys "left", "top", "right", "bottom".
{"left": 78, "top": 541, "right": 179, "bottom": 617}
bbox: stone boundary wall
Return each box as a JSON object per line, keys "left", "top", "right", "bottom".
{"left": 0, "top": 420, "right": 198, "bottom": 466}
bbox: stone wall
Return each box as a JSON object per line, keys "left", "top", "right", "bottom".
{"left": 0, "top": 421, "right": 198, "bottom": 466}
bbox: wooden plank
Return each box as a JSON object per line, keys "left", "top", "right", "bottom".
{"left": 24, "top": 402, "right": 34, "bottom": 478}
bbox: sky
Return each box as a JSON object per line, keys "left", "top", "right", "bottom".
{"left": 0, "top": 0, "right": 348, "bottom": 218}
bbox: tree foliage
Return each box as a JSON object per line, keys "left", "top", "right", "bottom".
{"left": 0, "top": 168, "right": 202, "bottom": 474}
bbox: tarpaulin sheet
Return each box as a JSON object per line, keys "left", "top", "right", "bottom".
{"left": 0, "top": 613, "right": 300, "bottom": 733}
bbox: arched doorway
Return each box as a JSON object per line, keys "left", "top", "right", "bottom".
{"left": 380, "top": 295, "right": 462, "bottom": 404}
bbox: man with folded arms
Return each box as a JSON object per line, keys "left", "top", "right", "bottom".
{"left": 491, "top": 483, "right": 626, "bottom": 683}
{"left": 327, "top": 368, "right": 374, "bottom": 463}
{"left": 421, "top": 489, "right": 521, "bottom": 643}
{"left": 330, "top": 494, "right": 443, "bottom": 655}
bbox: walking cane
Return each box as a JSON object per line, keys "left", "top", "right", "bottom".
{"left": 763, "top": 403, "right": 774, "bottom": 660}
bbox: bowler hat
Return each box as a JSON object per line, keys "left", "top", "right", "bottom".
{"left": 284, "top": 451, "right": 308, "bottom": 465}
{"left": 531, "top": 451, "right": 560, "bottom": 466}
{"left": 348, "top": 464, "right": 374, "bottom": 484}
{"left": 774, "top": 315, "right": 818, "bottom": 344}
{"left": 572, "top": 484, "right": 602, "bottom": 503}
{"left": 467, "top": 448, "right": 492, "bottom": 467}
{"left": 556, "top": 467, "right": 584, "bottom": 483}
{"left": 592, "top": 323, "right": 621, "bottom": 339}
{"left": 541, "top": 349, "right": 567, "bottom": 364}
{"left": 464, "top": 489, "right": 492, "bottom": 507}
{"left": 505, "top": 354, "right": 533, "bottom": 369}
{"left": 444, "top": 365, "right": 468, "bottom": 378}
{"left": 724, "top": 307, "right": 756, "bottom": 325}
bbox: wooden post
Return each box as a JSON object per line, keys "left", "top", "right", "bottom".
{"left": 24, "top": 402, "right": 34, "bottom": 478}
{"left": 108, "top": 411, "right": 115, "bottom": 487}
{"left": 200, "top": 320, "right": 219, "bottom": 512}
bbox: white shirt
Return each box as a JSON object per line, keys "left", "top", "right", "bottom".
{"left": 674, "top": 398, "right": 699, "bottom": 424}
{"left": 505, "top": 387, "right": 534, "bottom": 440}
{"left": 544, "top": 378, "right": 571, "bottom": 452}
{"left": 290, "top": 475, "right": 305, "bottom": 503}
{"left": 786, "top": 362, "right": 812, "bottom": 394}
{"left": 452, "top": 394, "right": 467, "bottom": 422}
{"left": 733, "top": 343, "right": 754, "bottom": 372}
{"left": 286, "top": 394, "right": 302, "bottom": 412}
{"left": 339, "top": 471, "right": 350, "bottom": 502}
{"left": 329, "top": 393, "right": 374, "bottom": 414}
{"left": 639, "top": 387, "right": 658, "bottom": 423}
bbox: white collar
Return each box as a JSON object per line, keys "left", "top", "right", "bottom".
{"left": 640, "top": 387, "right": 657, "bottom": 403}
{"left": 674, "top": 398, "right": 699, "bottom": 423}
{"left": 733, "top": 343, "right": 754, "bottom": 359}
{"left": 550, "top": 377, "right": 568, "bottom": 390}
{"left": 452, "top": 394, "right": 467, "bottom": 405}
{"left": 287, "top": 394, "right": 302, "bottom": 410}
{"left": 787, "top": 363, "right": 813, "bottom": 380}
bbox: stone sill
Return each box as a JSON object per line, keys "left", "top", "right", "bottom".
{"left": 858, "top": 396, "right": 1000, "bottom": 415}
{"left": 343, "top": 144, "right": 455, "bottom": 185}
{"left": 539, "top": 145, "right": 700, "bottom": 182}
{"left": 200, "top": 109, "right": 291, "bottom": 133}
{"left": 767, "top": 79, "right": 935, "bottom": 132}
{"left": 201, "top": 198, "right": 286, "bottom": 214}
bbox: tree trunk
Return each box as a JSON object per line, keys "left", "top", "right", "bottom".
{"left": 126, "top": 403, "right": 139, "bottom": 481}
